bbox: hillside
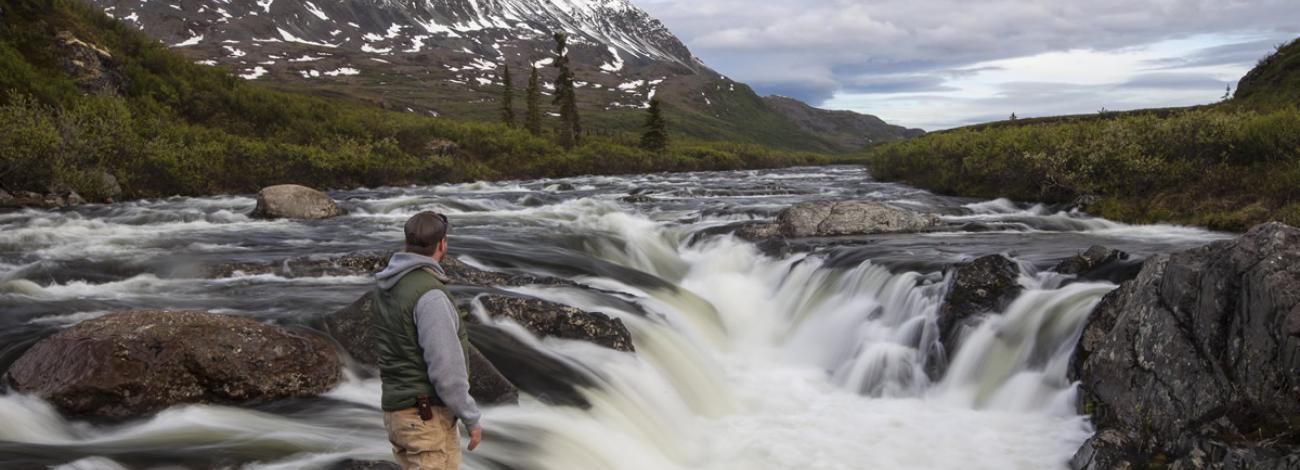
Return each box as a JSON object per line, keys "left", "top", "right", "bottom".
{"left": 863, "top": 38, "right": 1300, "bottom": 232}
{"left": 763, "top": 96, "right": 924, "bottom": 149}
{"left": 0, "top": 0, "right": 826, "bottom": 204}
{"left": 84, "top": 0, "right": 915, "bottom": 153}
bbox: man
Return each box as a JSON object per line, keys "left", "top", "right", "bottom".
{"left": 372, "top": 211, "right": 483, "bottom": 469}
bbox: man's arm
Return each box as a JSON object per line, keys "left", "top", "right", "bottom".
{"left": 413, "top": 290, "right": 482, "bottom": 431}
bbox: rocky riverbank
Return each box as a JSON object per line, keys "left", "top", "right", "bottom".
{"left": 1069, "top": 222, "right": 1300, "bottom": 469}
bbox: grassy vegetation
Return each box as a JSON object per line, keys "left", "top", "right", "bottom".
{"left": 0, "top": 0, "right": 826, "bottom": 201}
{"left": 863, "top": 39, "right": 1300, "bottom": 232}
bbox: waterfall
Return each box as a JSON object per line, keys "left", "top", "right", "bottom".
{"left": 1, "top": 167, "right": 1227, "bottom": 469}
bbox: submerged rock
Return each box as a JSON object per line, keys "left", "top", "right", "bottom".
{"left": 327, "top": 460, "right": 400, "bottom": 470}
{"left": 7, "top": 310, "right": 341, "bottom": 420}
{"left": 1069, "top": 222, "right": 1300, "bottom": 469}
{"left": 935, "top": 254, "right": 1022, "bottom": 359}
{"left": 735, "top": 222, "right": 781, "bottom": 240}
{"left": 775, "top": 201, "right": 940, "bottom": 237}
{"left": 250, "top": 184, "right": 344, "bottom": 220}
{"left": 208, "top": 250, "right": 391, "bottom": 278}
{"left": 209, "top": 252, "right": 575, "bottom": 289}
{"left": 1053, "top": 245, "right": 1135, "bottom": 282}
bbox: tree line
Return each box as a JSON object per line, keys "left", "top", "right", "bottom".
{"left": 497, "top": 32, "right": 667, "bottom": 152}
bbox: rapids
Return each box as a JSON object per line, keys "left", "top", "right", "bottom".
{"left": 0, "top": 166, "right": 1231, "bottom": 469}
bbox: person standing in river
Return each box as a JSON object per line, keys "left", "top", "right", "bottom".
{"left": 372, "top": 211, "right": 483, "bottom": 469}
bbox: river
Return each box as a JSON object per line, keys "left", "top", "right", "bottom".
{"left": 0, "top": 165, "right": 1231, "bottom": 469}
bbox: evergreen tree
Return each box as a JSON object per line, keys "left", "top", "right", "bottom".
{"left": 1222, "top": 83, "right": 1233, "bottom": 101}
{"left": 1009, "top": 112, "right": 1017, "bottom": 120}
{"left": 525, "top": 65, "right": 542, "bottom": 135}
{"left": 551, "top": 32, "right": 581, "bottom": 148}
{"left": 640, "top": 98, "right": 668, "bottom": 152}
{"left": 499, "top": 64, "right": 515, "bottom": 127}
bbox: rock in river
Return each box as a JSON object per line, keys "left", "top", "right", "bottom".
{"left": 1053, "top": 245, "right": 1137, "bottom": 283}
{"left": 250, "top": 184, "right": 345, "bottom": 220}
{"left": 1069, "top": 222, "right": 1300, "bottom": 469}
{"left": 7, "top": 310, "right": 342, "bottom": 421}
{"left": 935, "top": 254, "right": 1023, "bottom": 358}
{"left": 476, "top": 294, "right": 635, "bottom": 353}
{"left": 775, "top": 201, "right": 940, "bottom": 237}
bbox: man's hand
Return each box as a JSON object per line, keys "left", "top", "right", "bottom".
{"left": 467, "top": 427, "right": 483, "bottom": 451}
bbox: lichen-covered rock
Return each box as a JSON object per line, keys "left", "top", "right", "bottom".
{"left": 250, "top": 184, "right": 344, "bottom": 220}
{"left": 476, "top": 294, "right": 635, "bottom": 352}
{"left": 1069, "top": 222, "right": 1300, "bottom": 469}
{"left": 775, "top": 201, "right": 939, "bottom": 237}
{"left": 7, "top": 310, "right": 341, "bottom": 420}
{"left": 935, "top": 254, "right": 1023, "bottom": 357}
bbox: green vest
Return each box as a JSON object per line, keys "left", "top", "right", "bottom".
{"left": 372, "top": 267, "right": 470, "bottom": 412}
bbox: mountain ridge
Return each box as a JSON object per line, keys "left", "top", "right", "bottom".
{"left": 89, "top": 0, "right": 919, "bottom": 152}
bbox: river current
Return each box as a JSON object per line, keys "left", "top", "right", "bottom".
{"left": 0, "top": 166, "right": 1230, "bottom": 469}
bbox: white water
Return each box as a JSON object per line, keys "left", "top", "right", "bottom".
{"left": 1, "top": 167, "right": 1231, "bottom": 469}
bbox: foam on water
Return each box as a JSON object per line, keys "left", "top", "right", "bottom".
{"left": 0, "top": 166, "right": 1231, "bottom": 469}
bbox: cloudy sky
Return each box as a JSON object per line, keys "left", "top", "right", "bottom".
{"left": 638, "top": 0, "right": 1300, "bottom": 130}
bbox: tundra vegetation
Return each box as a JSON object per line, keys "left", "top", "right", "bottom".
{"left": 864, "top": 39, "right": 1300, "bottom": 232}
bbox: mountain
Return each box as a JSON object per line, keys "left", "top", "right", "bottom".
{"left": 88, "top": 0, "right": 918, "bottom": 152}
{"left": 762, "top": 96, "right": 923, "bottom": 149}
{"left": 0, "top": 0, "right": 826, "bottom": 205}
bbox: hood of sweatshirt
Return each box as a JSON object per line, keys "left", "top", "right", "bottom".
{"left": 375, "top": 252, "right": 448, "bottom": 289}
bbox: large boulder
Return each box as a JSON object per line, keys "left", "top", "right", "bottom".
{"left": 935, "top": 254, "right": 1023, "bottom": 360}
{"left": 321, "top": 292, "right": 520, "bottom": 406}
{"left": 775, "top": 201, "right": 940, "bottom": 237}
{"left": 250, "top": 184, "right": 344, "bottom": 220}
{"left": 1069, "top": 222, "right": 1300, "bottom": 469}
{"left": 6, "top": 311, "right": 341, "bottom": 420}
{"left": 476, "top": 295, "right": 635, "bottom": 353}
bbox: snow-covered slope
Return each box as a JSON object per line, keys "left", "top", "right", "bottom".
{"left": 93, "top": 0, "right": 919, "bottom": 151}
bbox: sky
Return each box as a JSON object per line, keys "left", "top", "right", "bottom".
{"left": 637, "top": 0, "right": 1300, "bottom": 130}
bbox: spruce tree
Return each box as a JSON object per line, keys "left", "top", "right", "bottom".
{"left": 640, "top": 98, "right": 668, "bottom": 152}
{"left": 525, "top": 65, "right": 542, "bottom": 135}
{"left": 551, "top": 32, "right": 581, "bottom": 148}
{"left": 499, "top": 64, "right": 515, "bottom": 127}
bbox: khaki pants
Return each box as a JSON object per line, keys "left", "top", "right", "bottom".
{"left": 383, "top": 407, "right": 461, "bottom": 470}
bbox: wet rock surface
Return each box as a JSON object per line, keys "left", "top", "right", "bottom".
{"left": 1069, "top": 222, "right": 1300, "bottom": 469}
{"left": 475, "top": 294, "right": 635, "bottom": 353}
{"left": 776, "top": 201, "right": 940, "bottom": 237}
{"left": 250, "top": 184, "right": 344, "bottom": 220}
{"left": 1053, "top": 245, "right": 1138, "bottom": 283}
{"left": 209, "top": 252, "right": 576, "bottom": 289}
{"left": 935, "top": 254, "right": 1023, "bottom": 358}
{"left": 7, "top": 310, "right": 342, "bottom": 421}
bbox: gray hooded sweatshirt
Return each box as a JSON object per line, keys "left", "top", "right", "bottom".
{"left": 375, "top": 252, "right": 481, "bottom": 430}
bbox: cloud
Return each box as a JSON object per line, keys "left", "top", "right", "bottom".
{"left": 639, "top": 0, "right": 1300, "bottom": 129}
